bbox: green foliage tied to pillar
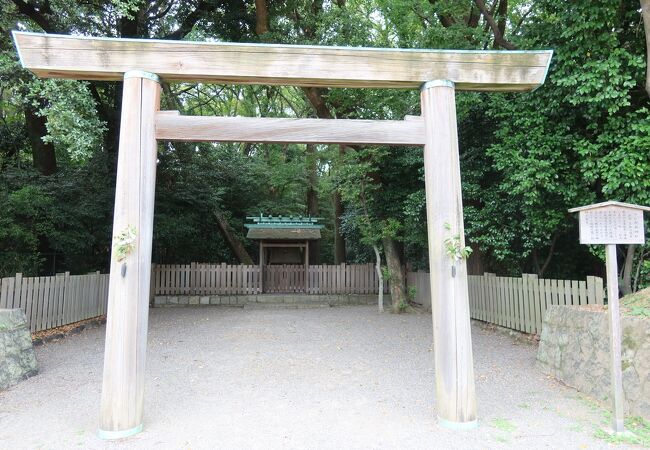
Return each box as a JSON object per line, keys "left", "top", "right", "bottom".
{"left": 443, "top": 223, "right": 473, "bottom": 262}
{"left": 113, "top": 225, "right": 137, "bottom": 262}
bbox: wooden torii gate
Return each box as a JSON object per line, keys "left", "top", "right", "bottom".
{"left": 12, "top": 31, "right": 552, "bottom": 439}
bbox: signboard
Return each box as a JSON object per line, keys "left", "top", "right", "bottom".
{"left": 569, "top": 200, "right": 649, "bottom": 434}
{"left": 578, "top": 206, "right": 645, "bottom": 245}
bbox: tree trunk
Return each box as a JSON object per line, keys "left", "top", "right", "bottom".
{"left": 213, "top": 211, "right": 254, "bottom": 264}
{"left": 334, "top": 144, "right": 347, "bottom": 264}
{"left": 621, "top": 244, "right": 636, "bottom": 295}
{"left": 24, "top": 105, "right": 57, "bottom": 175}
{"left": 642, "top": 0, "right": 650, "bottom": 96}
{"left": 373, "top": 244, "right": 384, "bottom": 312}
{"left": 465, "top": 240, "right": 485, "bottom": 275}
{"left": 383, "top": 237, "right": 406, "bottom": 313}
{"left": 306, "top": 144, "right": 320, "bottom": 264}
{"left": 333, "top": 191, "right": 346, "bottom": 264}
{"left": 633, "top": 248, "right": 646, "bottom": 292}
{"left": 255, "top": 0, "right": 270, "bottom": 35}
{"left": 306, "top": 145, "right": 319, "bottom": 215}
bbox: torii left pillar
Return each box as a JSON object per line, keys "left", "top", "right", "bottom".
{"left": 99, "top": 70, "right": 160, "bottom": 439}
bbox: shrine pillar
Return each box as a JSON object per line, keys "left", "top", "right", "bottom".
{"left": 99, "top": 71, "right": 160, "bottom": 439}
{"left": 421, "top": 80, "right": 478, "bottom": 428}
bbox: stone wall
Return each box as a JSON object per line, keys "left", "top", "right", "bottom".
{"left": 153, "top": 294, "right": 390, "bottom": 308}
{"left": 537, "top": 305, "right": 650, "bottom": 419}
{"left": 0, "top": 309, "right": 38, "bottom": 391}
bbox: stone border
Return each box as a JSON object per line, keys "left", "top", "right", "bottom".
{"left": 153, "top": 294, "right": 390, "bottom": 308}
{"left": 537, "top": 305, "right": 650, "bottom": 420}
{"left": 31, "top": 317, "right": 106, "bottom": 346}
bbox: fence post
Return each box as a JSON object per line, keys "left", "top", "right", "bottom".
{"left": 149, "top": 264, "right": 156, "bottom": 304}
{"left": 0, "top": 276, "right": 15, "bottom": 309}
{"left": 525, "top": 274, "right": 541, "bottom": 334}
{"left": 586, "top": 276, "right": 595, "bottom": 305}
{"left": 62, "top": 272, "right": 70, "bottom": 325}
{"left": 95, "top": 271, "right": 101, "bottom": 318}
{"left": 12, "top": 273, "right": 22, "bottom": 309}
{"left": 483, "top": 273, "right": 495, "bottom": 325}
{"left": 189, "top": 262, "right": 196, "bottom": 295}
{"left": 595, "top": 276, "right": 604, "bottom": 305}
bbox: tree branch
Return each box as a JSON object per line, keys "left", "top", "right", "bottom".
{"left": 539, "top": 232, "right": 559, "bottom": 277}
{"left": 474, "top": 0, "right": 517, "bottom": 49}
{"left": 10, "top": 0, "right": 59, "bottom": 32}
{"left": 496, "top": 0, "right": 508, "bottom": 38}
{"left": 466, "top": 4, "right": 481, "bottom": 28}
{"left": 428, "top": 0, "right": 456, "bottom": 28}
{"left": 302, "top": 87, "right": 334, "bottom": 119}
{"left": 163, "top": 0, "right": 208, "bottom": 40}
{"left": 148, "top": 2, "right": 174, "bottom": 22}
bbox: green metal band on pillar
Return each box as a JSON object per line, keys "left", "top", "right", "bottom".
{"left": 98, "top": 423, "right": 143, "bottom": 440}
{"left": 123, "top": 70, "right": 161, "bottom": 83}
{"left": 421, "top": 80, "right": 455, "bottom": 91}
{"left": 437, "top": 416, "right": 479, "bottom": 431}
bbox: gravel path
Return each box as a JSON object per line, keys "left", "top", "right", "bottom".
{"left": 0, "top": 306, "right": 632, "bottom": 449}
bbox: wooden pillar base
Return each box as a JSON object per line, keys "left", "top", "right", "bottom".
{"left": 98, "top": 424, "right": 143, "bottom": 440}
{"left": 437, "top": 417, "right": 478, "bottom": 430}
{"left": 421, "top": 80, "right": 478, "bottom": 427}
{"left": 99, "top": 70, "right": 161, "bottom": 438}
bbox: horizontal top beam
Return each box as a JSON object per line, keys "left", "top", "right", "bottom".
{"left": 13, "top": 32, "right": 552, "bottom": 91}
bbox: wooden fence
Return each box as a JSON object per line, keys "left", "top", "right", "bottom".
{"left": 406, "top": 271, "right": 432, "bottom": 309}
{"left": 153, "top": 263, "right": 388, "bottom": 295}
{"left": 0, "top": 272, "right": 109, "bottom": 332}
{"left": 264, "top": 264, "right": 304, "bottom": 293}
{"left": 307, "top": 264, "right": 387, "bottom": 294}
{"left": 1, "top": 267, "right": 604, "bottom": 336}
{"left": 154, "top": 263, "right": 262, "bottom": 295}
{"left": 407, "top": 272, "right": 605, "bottom": 335}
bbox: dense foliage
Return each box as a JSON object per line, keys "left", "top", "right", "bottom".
{"left": 0, "top": 0, "right": 648, "bottom": 293}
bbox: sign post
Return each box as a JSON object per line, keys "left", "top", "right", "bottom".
{"left": 568, "top": 201, "right": 650, "bottom": 434}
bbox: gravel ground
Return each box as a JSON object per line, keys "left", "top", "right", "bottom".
{"left": 0, "top": 306, "right": 632, "bottom": 449}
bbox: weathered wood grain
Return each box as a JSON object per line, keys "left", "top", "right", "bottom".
{"left": 100, "top": 74, "right": 160, "bottom": 436}
{"left": 13, "top": 32, "right": 552, "bottom": 91}
{"left": 421, "top": 82, "right": 477, "bottom": 426}
{"left": 155, "top": 113, "right": 425, "bottom": 145}
{"left": 605, "top": 244, "right": 625, "bottom": 432}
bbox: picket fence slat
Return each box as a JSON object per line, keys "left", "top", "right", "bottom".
{"left": 401, "top": 272, "right": 606, "bottom": 335}
{"left": 1, "top": 271, "right": 110, "bottom": 333}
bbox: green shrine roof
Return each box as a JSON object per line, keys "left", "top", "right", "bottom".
{"left": 245, "top": 215, "right": 324, "bottom": 240}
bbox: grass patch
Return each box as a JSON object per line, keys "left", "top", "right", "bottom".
{"left": 491, "top": 418, "right": 516, "bottom": 433}
{"left": 575, "top": 393, "right": 604, "bottom": 412}
{"left": 594, "top": 417, "right": 650, "bottom": 447}
{"left": 569, "top": 423, "right": 585, "bottom": 433}
{"left": 574, "top": 393, "right": 650, "bottom": 446}
{"left": 618, "top": 288, "right": 650, "bottom": 318}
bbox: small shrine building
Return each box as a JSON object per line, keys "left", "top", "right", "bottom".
{"left": 245, "top": 215, "right": 324, "bottom": 293}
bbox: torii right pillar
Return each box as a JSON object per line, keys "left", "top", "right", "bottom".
{"left": 421, "top": 80, "right": 478, "bottom": 429}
